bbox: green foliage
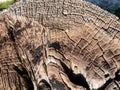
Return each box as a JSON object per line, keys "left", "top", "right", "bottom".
{"left": 0, "top": 0, "right": 15, "bottom": 11}
{"left": 114, "top": 8, "right": 120, "bottom": 18}
{"left": 105, "top": 8, "right": 120, "bottom": 18}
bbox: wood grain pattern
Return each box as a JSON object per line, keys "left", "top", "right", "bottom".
{"left": 0, "top": 0, "right": 120, "bottom": 90}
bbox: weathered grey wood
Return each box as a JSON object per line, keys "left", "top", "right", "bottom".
{"left": 0, "top": 0, "right": 120, "bottom": 90}
{"left": 7, "top": 0, "right": 120, "bottom": 30}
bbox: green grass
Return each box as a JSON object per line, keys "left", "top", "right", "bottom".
{"left": 0, "top": 0, "right": 15, "bottom": 11}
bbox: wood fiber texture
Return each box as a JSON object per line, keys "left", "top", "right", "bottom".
{"left": 0, "top": 0, "right": 120, "bottom": 90}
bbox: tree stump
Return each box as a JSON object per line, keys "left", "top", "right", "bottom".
{"left": 0, "top": 0, "right": 120, "bottom": 90}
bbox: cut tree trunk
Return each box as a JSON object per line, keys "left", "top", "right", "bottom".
{"left": 0, "top": 0, "right": 120, "bottom": 90}
{"left": 0, "top": 13, "right": 120, "bottom": 90}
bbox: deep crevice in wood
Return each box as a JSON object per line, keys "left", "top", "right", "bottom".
{"left": 60, "top": 61, "right": 90, "bottom": 90}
